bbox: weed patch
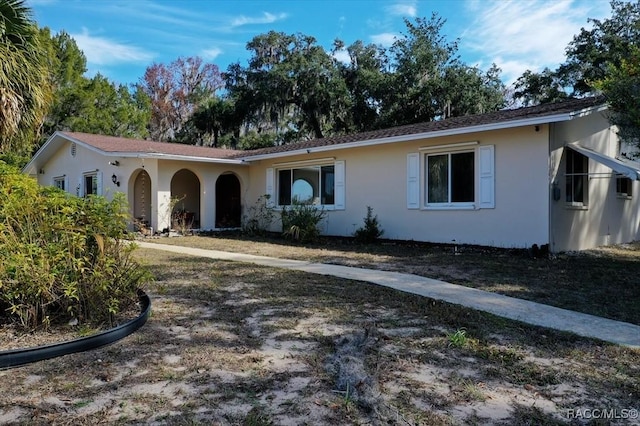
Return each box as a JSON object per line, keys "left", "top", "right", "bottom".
{"left": 147, "top": 234, "right": 640, "bottom": 325}
{"left": 1, "top": 248, "right": 637, "bottom": 424}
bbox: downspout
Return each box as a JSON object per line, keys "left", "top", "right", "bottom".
{"left": 548, "top": 123, "right": 555, "bottom": 253}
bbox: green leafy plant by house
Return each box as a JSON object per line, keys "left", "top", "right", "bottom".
{"left": 242, "top": 194, "right": 277, "bottom": 236}
{"left": 0, "top": 164, "right": 151, "bottom": 330}
{"left": 281, "top": 202, "right": 326, "bottom": 243}
{"left": 354, "top": 206, "right": 384, "bottom": 243}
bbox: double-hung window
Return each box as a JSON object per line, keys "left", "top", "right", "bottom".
{"left": 565, "top": 149, "right": 588, "bottom": 205}
{"left": 83, "top": 172, "right": 101, "bottom": 197}
{"left": 426, "top": 151, "right": 475, "bottom": 205}
{"left": 407, "top": 144, "right": 493, "bottom": 210}
{"left": 278, "top": 165, "right": 335, "bottom": 206}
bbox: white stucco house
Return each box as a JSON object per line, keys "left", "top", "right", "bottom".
{"left": 23, "top": 97, "right": 640, "bottom": 252}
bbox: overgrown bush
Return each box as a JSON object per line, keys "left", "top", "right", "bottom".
{"left": 281, "top": 203, "right": 326, "bottom": 243}
{"left": 242, "top": 194, "right": 277, "bottom": 236}
{"left": 0, "top": 164, "right": 151, "bottom": 330}
{"left": 354, "top": 206, "right": 384, "bottom": 243}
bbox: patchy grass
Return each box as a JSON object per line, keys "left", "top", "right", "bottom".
{"left": 147, "top": 234, "right": 640, "bottom": 325}
{"left": 1, "top": 248, "right": 637, "bottom": 424}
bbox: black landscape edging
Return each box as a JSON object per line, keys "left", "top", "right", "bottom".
{"left": 0, "top": 289, "right": 151, "bottom": 369}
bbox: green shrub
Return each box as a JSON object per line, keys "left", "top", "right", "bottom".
{"left": 281, "top": 203, "right": 326, "bottom": 243}
{"left": 0, "top": 164, "right": 151, "bottom": 330}
{"left": 354, "top": 206, "right": 384, "bottom": 243}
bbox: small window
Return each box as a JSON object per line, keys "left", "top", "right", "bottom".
{"left": 566, "top": 150, "right": 588, "bottom": 205}
{"left": 426, "top": 151, "right": 475, "bottom": 205}
{"left": 617, "top": 176, "right": 633, "bottom": 198}
{"left": 277, "top": 165, "right": 335, "bottom": 206}
{"left": 53, "top": 176, "right": 65, "bottom": 191}
{"left": 84, "top": 173, "right": 97, "bottom": 196}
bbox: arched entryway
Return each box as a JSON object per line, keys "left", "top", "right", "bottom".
{"left": 216, "top": 173, "right": 241, "bottom": 228}
{"left": 132, "top": 169, "right": 152, "bottom": 226}
{"left": 171, "top": 169, "right": 201, "bottom": 229}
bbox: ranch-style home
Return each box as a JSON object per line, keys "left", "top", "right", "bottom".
{"left": 23, "top": 96, "right": 640, "bottom": 252}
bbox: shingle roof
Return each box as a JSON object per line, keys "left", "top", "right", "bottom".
{"left": 62, "top": 132, "right": 240, "bottom": 159}
{"left": 239, "top": 96, "right": 605, "bottom": 158}
{"left": 61, "top": 97, "right": 604, "bottom": 161}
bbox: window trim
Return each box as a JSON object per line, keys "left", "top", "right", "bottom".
{"left": 424, "top": 149, "right": 476, "bottom": 209}
{"left": 266, "top": 160, "right": 345, "bottom": 211}
{"left": 277, "top": 163, "right": 333, "bottom": 207}
{"left": 82, "top": 171, "right": 102, "bottom": 197}
{"left": 408, "top": 145, "right": 494, "bottom": 210}
{"left": 565, "top": 149, "right": 589, "bottom": 208}
{"left": 616, "top": 175, "right": 633, "bottom": 199}
{"left": 53, "top": 176, "right": 67, "bottom": 192}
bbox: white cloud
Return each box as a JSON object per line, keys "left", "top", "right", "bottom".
{"left": 489, "top": 57, "right": 536, "bottom": 85}
{"left": 463, "top": 0, "right": 610, "bottom": 84}
{"left": 230, "top": 12, "right": 288, "bottom": 27}
{"left": 72, "top": 28, "right": 154, "bottom": 66}
{"left": 333, "top": 49, "right": 351, "bottom": 64}
{"left": 202, "top": 47, "right": 223, "bottom": 60}
{"left": 370, "top": 32, "right": 398, "bottom": 47}
{"left": 387, "top": 1, "right": 417, "bottom": 17}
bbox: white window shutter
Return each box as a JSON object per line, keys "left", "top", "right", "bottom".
{"left": 64, "top": 176, "right": 69, "bottom": 193}
{"left": 478, "top": 145, "right": 495, "bottom": 208}
{"left": 266, "top": 168, "right": 275, "bottom": 205}
{"left": 96, "top": 172, "right": 103, "bottom": 196}
{"left": 334, "top": 160, "right": 345, "bottom": 210}
{"left": 407, "top": 153, "right": 420, "bottom": 209}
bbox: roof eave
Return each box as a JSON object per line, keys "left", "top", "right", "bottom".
{"left": 570, "top": 103, "right": 608, "bottom": 118}
{"left": 22, "top": 131, "right": 66, "bottom": 175}
{"left": 63, "top": 133, "right": 245, "bottom": 164}
{"left": 132, "top": 153, "right": 247, "bottom": 164}
{"left": 26, "top": 132, "right": 246, "bottom": 166}
{"left": 239, "top": 113, "right": 573, "bottom": 162}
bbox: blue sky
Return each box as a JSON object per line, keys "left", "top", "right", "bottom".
{"left": 28, "top": 0, "right": 613, "bottom": 87}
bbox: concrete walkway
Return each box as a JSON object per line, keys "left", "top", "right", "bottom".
{"left": 137, "top": 241, "right": 640, "bottom": 348}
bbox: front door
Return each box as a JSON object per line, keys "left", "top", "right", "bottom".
{"left": 216, "top": 174, "right": 241, "bottom": 228}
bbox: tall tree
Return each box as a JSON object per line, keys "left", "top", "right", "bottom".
{"left": 288, "top": 36, "right": 351, "bottom": 138}
{"left": 45, "top": 29, "right": 86, "bottom": 89}
{"left": 563, "top": 0, "right": 640, "bottom": 96}
{"left": 226, "top": 31, "right": 351, "bottom": 141}
{"left": 511, "top": 0, "right": 640, "bottom": 105}
{"left": 512, "top": 68, "right": 569, "bottom": 107}
{"left": 224, "top": 16, "right": 505, "bottom": 148}
{"left": 0, "top": 0, "right": 51, "bottom": 159}
{"left": 140, "top": 56, "right": 223, "bottom": 142}
{"left": 594, "top": 46, "right": 640, "bottom": 147}
{"left": 187, "top": 96, "right": 234, "bottom": 147}
{"left": 440, "top": 63, "right": 505, "bottom": 118}
{"left": 380, "top": 15, "right": 504, "bottom": 126}
{"left": 335, "top": 39, "right": 390, "bottom": 132}
{"left": 51, "top": 74, "right": 150, "bottom": 138}
{"left": 40, "top": 29, "right": 149, "bottom": 139}
{"left": 382, "top": 14, "right": 460, "bottom": 126}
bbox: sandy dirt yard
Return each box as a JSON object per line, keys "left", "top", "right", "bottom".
{"left": 0, "top": 247, "right": 638, "bottom": 425}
